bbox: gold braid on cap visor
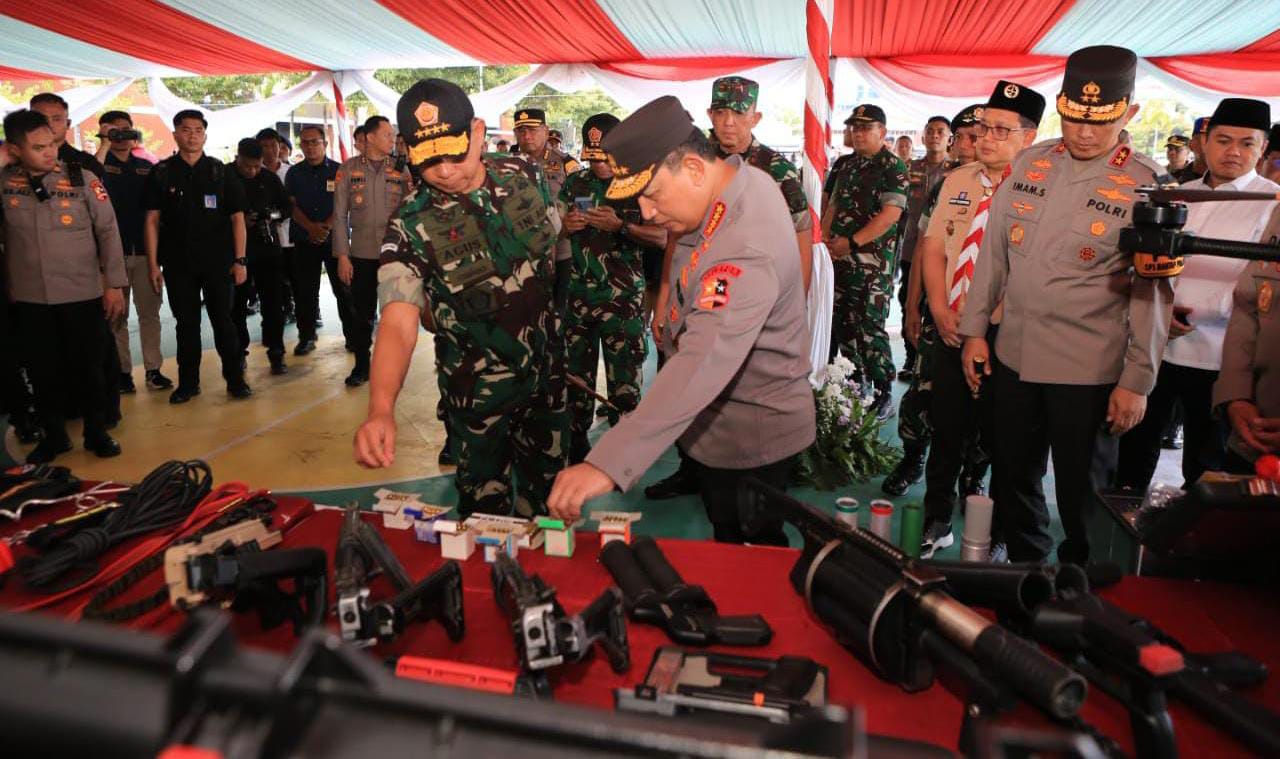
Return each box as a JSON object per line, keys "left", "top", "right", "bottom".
{"left": 408, "top": 133, "right": 470, "bottom": 165}
{"left": 1056, "top": 93, "right": 1129, "bottom": 123}
{"left": 604, "top": 155, "right": 654, "bottom": 200}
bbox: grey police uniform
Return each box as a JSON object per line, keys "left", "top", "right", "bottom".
{"left": 1213, "top": 259, "right": 1280, "bottom": 467}
{"left": 333, "top": 155, "right": 411, "bottom": 368}
{"left": 959, "top": 139, "right": 1174, "bottom": 563}
{"left": 2, "top": 162, "right": 126, "bottom": 440}
{"left": 588, "top": 157, "right": 816, "bottom": 543}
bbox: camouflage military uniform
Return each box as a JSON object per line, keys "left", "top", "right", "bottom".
{"left": 827, "top": 147, "right": 908, "bottom": 396}
{"left": 378, "top": 155, "right": 566, "bottom": 518}
{"left": 715, "top": 136, "right": 810, "bottom": 232}
{"left": 556, "top": 168, "right": 647, "bottom": 461}
{"left": 897, "top": 180, "right": 946, "bottom": 449}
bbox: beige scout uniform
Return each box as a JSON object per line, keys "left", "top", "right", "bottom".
{"left": 1213, "top": 259, "right": 1280, "bottom": 461}
{"left": 926, "top": 161, "right": 1004, "bottom": 324}
{"left": 959, "top": 140, "right": 1173, "bottom": 394}
{"left": 587, "top": 157, "right": 815, "bottom": 491}
{"left": 2, "top": 163, "right": 126, "bottom": 303}
{"left": 332, "top": 155, "right": 410, "bottom": 260}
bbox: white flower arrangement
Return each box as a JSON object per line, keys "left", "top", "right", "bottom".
{"left": 797, "top": 358, "right": 899, "bottom": 490}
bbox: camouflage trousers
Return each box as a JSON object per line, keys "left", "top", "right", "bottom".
{"left": 565, "top": 291, "right": 646, "bottom": 463}
{"left": 896, "top": 316, "right": 937, "bottom": 451}
{"left": 832, "top": 258, "right": 896, "bottom": 395}
{"left": 445, "top": 376, "right": 567, "bottom": 519}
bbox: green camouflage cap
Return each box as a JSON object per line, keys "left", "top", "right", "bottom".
{"left": 710, "top": 76, "right": 759, "bottom": 112}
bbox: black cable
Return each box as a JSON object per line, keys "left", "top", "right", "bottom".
{"left": 19, "top": 460, "right": 213, "bottom": 590}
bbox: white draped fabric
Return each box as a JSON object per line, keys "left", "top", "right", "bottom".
{"left": 807, "top": 243, "right": 835, "bottom": 387}
{"left": 1135, "top": 59, "right": 1280, "bottom": 114}
{"left": 148, "top": 72, "right": 337, "bottom": 151}
{"left": 0, "top": 78, "right": 139, "bottom": 125}
{"left": 833, "top": 58, "right": 1064, "bottom": 130}
{"left": 138, "top": 61, "right": 808, "bottom": 153}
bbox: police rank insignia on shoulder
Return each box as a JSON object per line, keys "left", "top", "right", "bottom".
{"left": 704, "top": 201, "right": 727, "bottom": 239}
{"left": 90, "top": 181, "right": 108, "bottom": 202}
{"left": 1260, "top": 281, "right": 1273, "bottom": 314}
{"left": 1109, "top": 146, "right": 1132, "bottom": 169}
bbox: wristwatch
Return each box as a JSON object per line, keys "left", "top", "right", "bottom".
{"left": 234, "top": 257, "right": 248, "bottom": 267}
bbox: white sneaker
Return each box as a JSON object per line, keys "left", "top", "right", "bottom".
{"left": 920, "top": 520, "right": 954, "bottom": 559}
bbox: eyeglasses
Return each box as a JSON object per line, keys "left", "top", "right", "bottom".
{"left": 300, "top": 138, "right": 324, "bottom": 146}
{"left": 974, "top": 122, "right": 1026, "bottom": 141}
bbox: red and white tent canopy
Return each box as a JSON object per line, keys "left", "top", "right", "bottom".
{"left": 4, "top": 0, "right": 1279, "bottom": 213}
{"left": 3, "top": 0, "right": 1278, "bottom": 99}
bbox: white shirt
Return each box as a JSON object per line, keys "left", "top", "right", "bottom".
{"left": 273, "top": 161, "right": 293, "bottom": 248}
{"left": 1163, "top": 170, "right": 1279, "bottom": 371}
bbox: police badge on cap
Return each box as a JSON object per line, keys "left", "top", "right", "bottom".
{"left": 601, "top": 96, "right": 701, "bottom": 200}
{"left": 514, "top": 109, "right": 547, "bottom": 129}
{"left": 845, "top": 104, "right": 887, "bottom": 125}
{"left": 1056, "top": 45, "right": 1137, "bottom": 123}
{"left": 580, "top": 113, "right": 621, "bottom": 162}
{"left": 985, "top": 80, "right": 1046, "bottom": 125}
{"left": 396, "top": 78, "right": 474, "bottom": 169}
{"left": 951, "top": 103, "right": 985, "bottom": 132}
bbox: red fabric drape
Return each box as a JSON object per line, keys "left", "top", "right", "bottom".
{"left": 865, "top": 54, "right": 1065, "bottom": 97}
{"left": 831, "top": 0, "right": 1077, "bottom": 57}
{"left": 379, "top": 0, "right": 640, "bottom": 63}
{"left": 596, "top": 57, "right": 781, "bottom": 81}
{"left": 1242, "top": 28, "right": 1280, "bottom": 53}
{"left": 1148, "top": 53, "right": 1280, "bottom": 97}
{"left": 0, "top": 66, "right": 57, "bottom": 82}
{"left": 5, "top": 1, "right": 314, "bottom": 74}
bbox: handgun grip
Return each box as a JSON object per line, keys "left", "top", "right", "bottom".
{"left": 576, "top": 586, "right": 631, "bottom": 673}
{"left": 710, "top": 614, "right": 774, "bottom": 646}
{"left": 390, "top": 560, "right": 465, "bottom": 642}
